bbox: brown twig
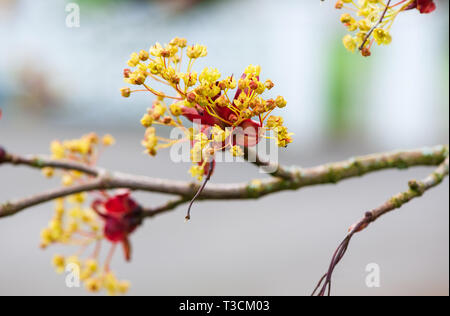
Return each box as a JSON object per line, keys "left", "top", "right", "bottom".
{"left": 312, "top": 156, "right": 449, "bottom": 296}
{"left": 0, "top": 151, "right": 99, "bottom": 176}
{"left": 359, "top": 0, "right": 392, "bottom": 51}
{"left": 142, "top": 197, "right": 189, "bottom": 218}
{"left": 185, "top": 160, "right": 214, "bottom": 221}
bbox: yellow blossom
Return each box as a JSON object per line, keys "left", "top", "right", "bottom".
{"left": 267, "top": 116, "right": 284, "bottom": 128}
{"left": 102, "top": 134, "right": 115, "bottom": 146}
{"left": 335, "top": 0, "right": 400, "bottom": 56}
{"left": 42, "top": 167, "right": 54, "bottom": 178}
{"left": 343, "top": 34, "right": 357, "bottom": 53}
{"left": 85, "top": 278, "right": 102, "bottom": 293}
{"left": 140, "top": 114, "right": 154, "bottom": 127}
{"left": 244, "top": 64, "right": 261, "bottom": 76}
{"left": 66, "top": 219, "right": 79, "bottom": 233}
{"left": 274, "top": 126, "right": 294, "bottom": 147}
{"left": 181, "top": 72, "right": 198, "bottom": 87}
{"left": 50, "top": 141, "right": 65, "bottom": 159}
{"left": 52, "top": 255, "right": 66, "bottom": 274}
{"left": 186, "top": 44, "right": 207, "bottom": 59}
{"left": 40, "top": 228, "right": 53, "bottom": 245}
{"left": 68, "top": 206, "right": 83, "bottom": 218}
{"left": 62, "top": 174, "right": 74, "bottom": 186}
{"left": 230, "top": 145, "right": 244, "bottom": 157}
{"left": 211, "top": 125, "right": 227, "bottom": 143}
{"left": 120, "top": 87, "right": 131, "bottom": 98}
{"left": 275, "top": 96, "right": 287, "bottom": 108}
{"left": 373, "top": 28, "right": 392, "bottom": 45}
{"left": 118, "top": 281, "right": 131, "bottom": 294}
{"left": 189, "top": 165, "right": 205, "bottom": 181}
{"left": 127, "top": 52, "right": 140, "bottom": 67}
{"left": 138, "top": 49, "right": 149, "bottom": 61}
{"left": 66, "top": 256, "right": 81, "bottom": 269}
{"left": 68, "top": 192, "right": 86, "bottom": 204}
{"left": 150, "top": 43, "right": 163, "bottom": 57}
{"left": 104, "top": 273, "right": 119, "bottom": 296}
{"left": 121, "top": 38, "right": 293, "bottom": 180}
{"left": 170, "top": 102, "right": 183, "bottom": 116}
{"left": 199, "top": 67, "right": 221, "bottom": 84}
{"left": 85, "top": 259, "right": 98, "bottom": 273}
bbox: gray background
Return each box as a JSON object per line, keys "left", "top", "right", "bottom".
{"left": 0, "top": 0, "right": 448, "bottom": 295}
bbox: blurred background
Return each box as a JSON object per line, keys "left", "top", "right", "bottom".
{"left": 0, "top": 0, "right": 448, "bottom": 296}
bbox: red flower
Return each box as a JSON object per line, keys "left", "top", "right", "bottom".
{"left": 180, "top": 73, "right": 264, "bottom": 178}
{"left": 92, "top": 191, "right": 143, "bottom": 261}
{"left": 405, "top": 0, "right": 436, "bottom": 14}
{"left": 181, "top": 73, "right": 263, "bottom": 149}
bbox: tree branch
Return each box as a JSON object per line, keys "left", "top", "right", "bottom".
{"left": 142, "top": 197, "right": 190, "bottom": 218}
{"left": 0, "top": 145, "right": 448, "bottom": 219}
{"left": 243, "top": 147, "right": 295, "bottom": 180}
{"left": 313, "top": 155, "right": 449, "bottom": 296}
{"left": 1, "top": 144, "right": 449, "bottom": 296}
{"left": 0, "top": 151, "right": 99, "bottom": 176}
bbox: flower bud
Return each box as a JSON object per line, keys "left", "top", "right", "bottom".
{"left": 275, "top": 96, "right": 287, "bottom": 108}
{"left": 361, "top": 47, "right": 371, "bottom": 57}
{"left": 42, "top": 167, "right": 55, "bottom": 178}
{"left": 102, "top": 134, "right": 115, "bottom": 146}
{"left": 178, "top": 38, "right": 187, "bottom": 48}
{"left": 249, "top": 81, "right": 258, "bottom": 90}
{"left": 161, "top": 49, "right": 171, "bottom": 58}
{"left": 138, "top": 50, "right": 149, "bottom": 61}
{"left": 140, "top": 114, "right": 153, "bottom": 127}
{"left": 170, "top": 103, "right": 182, "bottom": 116}
{"left": 335, "top": 0, "right": 343, "bottom": 9}
{"left": 133, "top": 73, "right": 146, "bottom": 85}
{"left": 187, "top": 92, "right": 197, "bottom": 103}
{"left": 340, "top": 13, "right": 353, "bottom": 24}
{"left": 162, "top": 116, "right": 173, "bottom": 125}
{"left": 264, "top": 80, "right": 275, "bottom": 90}
{"left": 120, "top": 87, "right": 131, "bottom": 98}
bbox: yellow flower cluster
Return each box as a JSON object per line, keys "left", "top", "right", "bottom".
{"left": 85, "top": 272, "right": 130, "bottom": 296}
{"left": 52, "top": 255, "right": 130, "bottom": 295}
{"left": 266, "top": 116, "right": 293, "bottom": 148}
{"left": 121, "top": 38, "right": 293, "bottom": 180}
{"left": 40, "top": 196, "right": 100, "bottom": 249}
{"left": 47, "top": 133, "right": 115, "bottom": 186}
{"left": 335, "top": 0, "right": 414, "bottom": 56}
{"left": 42, "top": 134, "right": 130, "bottom": 295}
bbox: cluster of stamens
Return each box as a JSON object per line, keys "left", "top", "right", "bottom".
{"left": 120, "top": 37, "right": 293, "bottom": 180}
{"left": 335, "top": 0, "right": 435, "bottom": 56}
{"left": 41, "top": 133, "right": 131, "bottom": 295}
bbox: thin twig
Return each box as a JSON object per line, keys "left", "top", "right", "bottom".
{"left": 359, "top": 0, "right": 392, "bottom": 51}
{"left": 142, "top": 197, "right": 189, "bottom": 218}
{"left": 185, "top": 161, "right": 214, "bottom": 221}
{"left": 312, "top": 156, "right": 449, "bottom": 296}
{"left": 0, "top": 151, "right": 99, "bottom": 176}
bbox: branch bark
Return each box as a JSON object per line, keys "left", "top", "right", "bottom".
{"left": 1, "top": 144, "right": 449, "bottom": 296}
{"left": 243, "top": 147, "right": 295, "bottom": 180}
{"left": 313, "top": 155, "right": 449, "bottom": 296}
{"left": 0, "top": 145, "right": 448, "bottom": 219}
{"left": 1, "top": 151, "right": 99, "bottom": 176}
